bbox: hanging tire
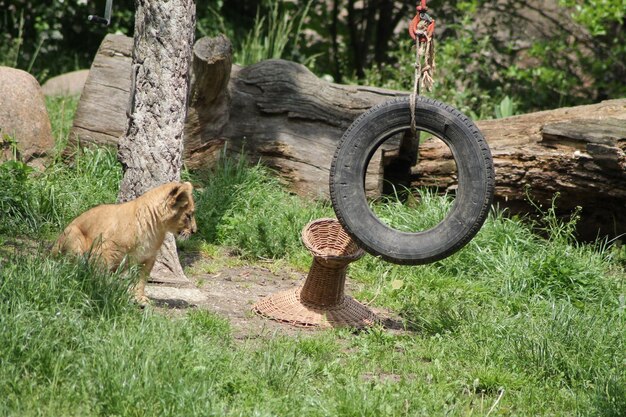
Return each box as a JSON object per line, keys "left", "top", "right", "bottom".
{"left": 329, "top": 96, "right": 495, "bottom": 265}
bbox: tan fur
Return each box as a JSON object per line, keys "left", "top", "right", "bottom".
{"left": 52, "top": 182, "right": 197, "bottom": 304}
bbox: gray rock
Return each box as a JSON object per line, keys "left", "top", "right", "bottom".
{"left": 145, "top": 285, "right": 207, "bottom": 306}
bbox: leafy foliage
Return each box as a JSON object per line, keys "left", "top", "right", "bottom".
{"left": 559, "top": 0, "right": 626, "bottom": 99}
{"left": 2, "top": 1, "right": 624, "bottom": 115}
{"left": 0, "top": 0, "right": 220, "bottom": 80}
{"left": 445, "top": 0, "right": 626, "bottom": 111}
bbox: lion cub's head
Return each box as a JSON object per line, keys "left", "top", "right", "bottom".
{"left": 165, "top": 182, "right": 197, "bottom": 240}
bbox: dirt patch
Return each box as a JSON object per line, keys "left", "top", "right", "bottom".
{"left": 146, "top": 251, "right": 405, "bottom": 339}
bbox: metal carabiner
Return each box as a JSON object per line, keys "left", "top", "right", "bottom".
{"left": 408, "top": 0, "right": 435, "bottom": 42}
{"left": 88, "top": 0, "right": 113, "bottom": 26}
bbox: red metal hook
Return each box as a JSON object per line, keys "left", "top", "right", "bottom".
{"left": 408, "top": 0, "right": 435, "bottom": 42}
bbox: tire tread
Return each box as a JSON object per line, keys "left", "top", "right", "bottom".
{"left": 330, "top": 96, "right": 494, "bottom": 265}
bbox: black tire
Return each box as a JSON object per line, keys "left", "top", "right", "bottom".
{"left": 329, "top": 96, "right": 495, "bottom": 265}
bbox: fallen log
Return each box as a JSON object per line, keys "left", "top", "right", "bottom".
{"left": 219, "top": 59, "right": 408, "bottom": 197}
{"left": 416, "top": 102, "right": 626, "bottom": 239}
{"left": 71, "top": 34, "right": 626, "bottom": 238}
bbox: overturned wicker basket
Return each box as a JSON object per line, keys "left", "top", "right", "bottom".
{"left": 253, "top": 218, "right": 378, "bottom": 328}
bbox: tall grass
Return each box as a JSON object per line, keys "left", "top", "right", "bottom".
{"left": 234, "top": 0, "right": 314, "bottom": 67}
{"left": 0, "top": 96, "right": 121, "bottom": 236}
{"left": 194, "top": 154, "right": 330, "bottom": 261}
{"left": 0, "top": 145, "right": 120, "bottom": 236}
{"left": 0, "top": 251, "right": 233, "bottom": 416}
{"left": 47, "top": 95, "right": 80, "bottom": 156}
{"left": 1, "top": 227, "right": 623, "bottom": 416}
{"left": 196, "top": 161, "right": 624, "bottom": 415}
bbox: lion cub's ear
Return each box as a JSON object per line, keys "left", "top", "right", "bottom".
{"left": 168, "top": 183, "right": 191, "bottom": 209}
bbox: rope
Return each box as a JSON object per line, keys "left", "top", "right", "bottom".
{"left": 409, "top": 37, "right": 421, "bottom": 136}
{"left": 409, "top": 33, "right": 435, "bottom": 135}
{"left": 408, "top": 0, "right": 436, "bottom": 138}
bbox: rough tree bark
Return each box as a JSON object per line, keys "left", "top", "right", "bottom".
{"left": 117, "top": 0, "right": 196, "bottom": 283}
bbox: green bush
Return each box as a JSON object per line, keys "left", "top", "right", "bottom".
{"left": 353, "top": 0, "right": 625, "bottom": 116}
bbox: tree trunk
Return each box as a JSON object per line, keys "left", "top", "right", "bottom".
{"left": 117, "top": 0, "right": 196, "bottom": 284}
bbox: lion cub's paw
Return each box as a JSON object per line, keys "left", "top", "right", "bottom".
{"left": 134, "top": 295, "right": 152, "bottom": 308}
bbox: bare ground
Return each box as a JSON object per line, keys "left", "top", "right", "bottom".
{"left": 146, "top": 250, "right": 405, "bottom": 339}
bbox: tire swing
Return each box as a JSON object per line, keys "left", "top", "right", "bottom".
{"left": 329, "top": 2, "right": 495, "bottom": 265}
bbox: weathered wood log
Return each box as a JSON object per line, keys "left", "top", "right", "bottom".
{"left": 71, "top": 35, "right": 132, "bottom": 148}
{"left": 219, "top": 59, "right": 405, "bottom": 197}
{"left": 71, "top": 34, "right": 626, "bottom": 238}
{"left": 184, "top": 35, "right": 232, "bottom": 168}
{"left": 70, "top": 34, "right": 404, "bottom": 197}
{"left": 414, "top": 101, "right": 626, "bottom": 239}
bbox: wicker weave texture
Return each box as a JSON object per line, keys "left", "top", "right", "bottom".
{"left": 253, "top": 287, "right": 377, "bottom": 328}
{"left": 253, "top": 218, "right": 378, "bottom": 329}
{"left": 301, "top": 218, "right": 364, "bottom": 261}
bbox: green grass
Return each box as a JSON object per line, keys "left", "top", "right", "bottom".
{"left": 0, "top": 95, "right": 120, "bottom": 237}
{"left": 194, "top": 154, "right": 330, "bottom": 264}
{"left": 0, "top": 96, "right": 624, "bottom": 416}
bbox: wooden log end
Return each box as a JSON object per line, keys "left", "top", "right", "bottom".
{"left": 193, "top": 35, "right": 232, "bottom": 64}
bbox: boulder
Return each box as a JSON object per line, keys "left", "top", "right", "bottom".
{"left": 0, "top": 67, "right": 54, "bottom": 168}
{"left": 42, "top": 69, "right": 90, "bottom": 97}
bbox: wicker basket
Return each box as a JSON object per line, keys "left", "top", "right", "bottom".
{"left": 253, "top": 218, "right": 378, "bottom": 328}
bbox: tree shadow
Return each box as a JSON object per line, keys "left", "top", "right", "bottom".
{"left": 150, "top": 297, "right": 195, "bottom": 309}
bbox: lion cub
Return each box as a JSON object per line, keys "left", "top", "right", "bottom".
{"left": 53, "top": 182, "right": 197, "bottom": 304}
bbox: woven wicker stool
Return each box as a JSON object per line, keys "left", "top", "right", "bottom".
{"left": 253, "top": 218, "right": 378, "bottom": 328}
